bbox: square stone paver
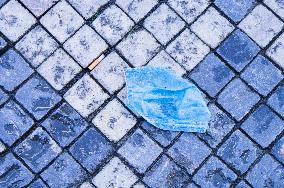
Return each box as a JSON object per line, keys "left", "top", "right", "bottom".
{"left": 168, "top": 0, "right": 209, "bottom": 24}
{"left": 193, "top": 156, "right": 237, "bottom": 188}
{"left": 217, "top": 78, "right": 260, "bottom": 121}
{"left": 241, "top": 105, "right": 284, "bottom": 148}
{"left": 118, "top": 129, "right": 162, "bottom": 173}
{"left": 268, "top": 85, "right": 284, "bottom": 118}
{"left": 217, "top": 130, "right": 261, "bottom": 174}
{"left": 264, "top": 0, "right": 284, "bottom": 20}
{"left": 266, "top": 32, "right": 284, "bottom": 69}
{"left": 235, "top": 181, "right": 250, "bottom": 188}
{"left": 186, "top": 183, "right": 199, "bottom": 188}
{"left": 42, "top": 102, "right": 88, "bottom": 147}
{"left": 0, "top": 0, "right": 36, "bottom": 41}
{"left": 241, "top": 55, "right": 283, "bottom": 95}
{"left": 116, "top": 0, "right": 158, "bottom": 22}
{"left": 116, "top": 86, "right": 141, "bottom": 118}
{"left": 14, "top": 127, "right": 62, "bottom": 173}
{"left": 0, "top": 153, "right": 34, "bottom": 187}
{"left": 0, "top": 88, "right": 8, "bottom": 105}
{"left": 68, "top": 0, "right": 109, "bottom": 19}
{"left": 246, "top": 155, "right": 284, "bottom": 187}
{"left": 80, "top": 182, "right": 94, "bottom": 188}
{"left": 191, "top": 7, "right": 234, "bottom": 48}
{"left": 40, "top": 0, "right": 84, "bottom": 43}
{"left": 133, "top": 182, "right": 146, "bottom": 188}
{"left": 217, "top": 29, "right": 260, "bottom": 72}
{"left": 20, "top": 0, "right": 59, "bottom": 17}
{"left": 69, "top": 128, "right": 114, "bottom": 173}
{"left": 144, "top": 4, "right": 185, "bottom": 45}
{"left": 190, "top": 53, "right": 234, "bottom": 97}
{"left": 92, "top": 5, "right": 134, "bottom": 45}
{"left": 0, "top": 49, "right": 33, "bottom": 91}
{"left": 197, "top": 103, "right": 235, "bottom": 148}
{"left": 64, "top": 25, "right": 108, "bottom": 68}
{"left": 239, "top": 5, "right": 283, "bottom": 48}
{"left": 41, "top": 153, "right": 87, "bottom": 187}
{"left": 214, "top": 0, "right": 256, "bottom": 22}
{"left": 271, "top": 135, "right": 284, "bottom": 164}
{"left": 29, "top": 179, "right": 47, "bottom": 188}
{"left": 167, "top": 133, "right": 211, "bottom": 174}
{"left": 91, "top": 52, "right": 129, "bottom": 94}
{"left": 16, "top": 26, "right": 59, "bottom": 68}
{"left": 0, "top": 36, "right": 7, "bottom": 49}
{"left": 147, "top": 50, "right": 186, "bottom": 76}
{"left": 92, "top": 99, "right": 136, "bottom": 142}
{"left": 116, "top": 29, "right": 160, "bottom": 67}
{"left": 37, "top": 48, "right": 81, "bottom": 90}
{"left": 143, "top": 155, "right": 189, "bottom": 188}
{"left": 64, "top": 74, "right": 109, "bottom": 117}
{"left": 0, "top": 0, "right": 6, "bottom": 6}
{"left": 0, "top": 100, "right": 34, "bottom": 146}
{"left": 141, "top": 121, "right": 179, "bottom": 147}
{"left": 92, "top": 157, "right": 138, "bottom": 188}
{"left": 166, "top": 29, "right": 210, "bottom": 71}
{"left": 15, "top": 75, "right": 62, "bottom": 120}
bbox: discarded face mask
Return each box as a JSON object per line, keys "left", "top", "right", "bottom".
{"left": 125, "top": 66, "right": 211, "bottom": 133}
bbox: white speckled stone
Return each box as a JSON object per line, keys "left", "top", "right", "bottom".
{"left": 191, "top": 7, "right": 234, "bottom": 48}
{"left": 266, "top": 33, "right": 284, "bottom": 69}
{"left": 117, "top": 87, "right": 141, "bottom": 117}
{"left": 239, "top": 5, "right": 283, "bottom": 48}
{"left": 166, "top": 29, "right": 210, "bottom": 71}
{"left": 168, "top": 0, "right": 210, "bottom": 24}
{"left": 144, "top": 4, "right": 185, "bottom": 45}
{"left": 133, "top": 182, "right": 146, "bottom": 188}
{"left": 64, "top": 74, "right": 109, "bottom": 117}
{"left": 0, "top": 141, "right": 5, "bottom": 153}
{"left": 116, "top": 0, "right": 158, "bottom": 22}
{"left": 64, "top": 25, "right": 108, "bottom": 68}
{"left": 37, "top": 48, "right": 81, "bottom": 90}
{"left": 68, "top": 0, "right": 109, "bottom": 19}
{"left": 117, "top": 29, "right": 160, "bottom": 67}
{"left": 264, "top": 0, "right": 284, "bottom": 20}
{"left": 92, "top": 99, "right": 136, "bottom": 142}
{"left": 16, "top": 26, "right": 58, "bottom": 68}
{"left": 91, "top": 52, "right": 129, "bottom": 94}
{"left": 40, "top": 0, "right": 84, "bottom": 43}
{"left": 0, "top": 0, "right": 36, "bottom": 41}
{"left": 80, "top": 182, "right": 95, "bottom": 188}
{"left": 92, "top": 157, "right": 138, "bottom": 188}
{"left": 92, "top": 5, "right": 134, "bottom": 45}
{"left": 20, "top": 0, "right": 59, "bottom": 17}
{"left": 147, "top": 50, "right": 186, "bottom": 76}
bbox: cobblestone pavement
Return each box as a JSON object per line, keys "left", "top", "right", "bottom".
{"left": 0, "top": 0, "right": 284, "bottom": 187}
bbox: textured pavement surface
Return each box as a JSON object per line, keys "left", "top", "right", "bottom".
{"left": 0, "top": 0, "right": 284, "bottom": 187}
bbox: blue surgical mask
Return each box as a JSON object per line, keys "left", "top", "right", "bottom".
{"left": 125, "top": 66, "right": 211, "bottom": 133}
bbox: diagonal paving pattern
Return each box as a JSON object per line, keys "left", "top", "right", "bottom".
{"left": 0, "top": 0, "right": 284, "bottom": 187}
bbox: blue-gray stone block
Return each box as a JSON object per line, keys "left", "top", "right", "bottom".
{"left": 241, "top": 105, "right": 284, "bottom": 148}
{"left": 14, "top": 127, "right": 61, "bottom": 173}
{"left": 69, "top": 128, "right": 113, "bottom": 173}
{"left": 41, "top": 153, "right": 87, "bottom": 187}
{"left": 0, "top": 153, "right": 34, "bottom": 187}
{"left": 0, "top": 49, "right": 33, "bottom": 91}
{"left": 42, "top": 103, "right": 88, "bottom": 147}
{"left": 0, "top": 100, "right": 34, "bottom": 146}
{"left": 217, "top": 29, "right": 260, "bottom": 72}
{"left": 190, "top": 53, "right": 234, "bottom": 97}
{"left": 15, "top": 75, "right": 61, "bottom": 120}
